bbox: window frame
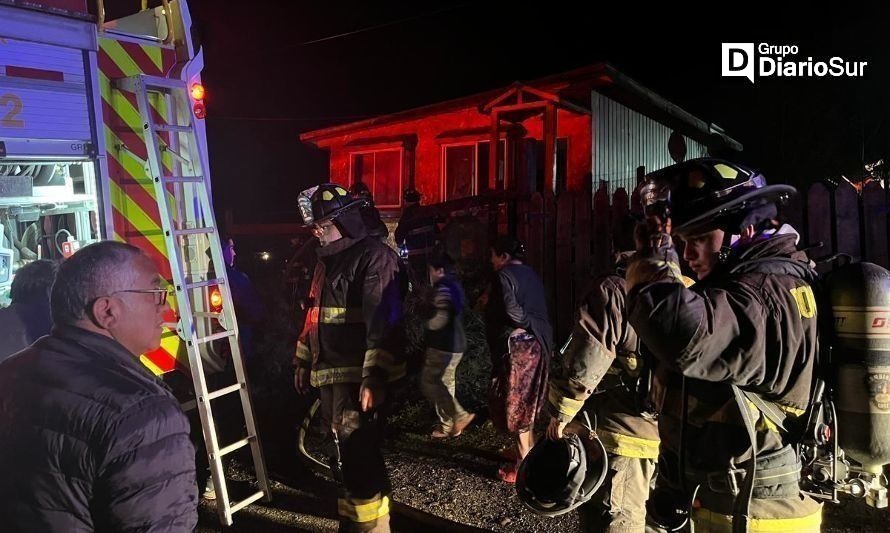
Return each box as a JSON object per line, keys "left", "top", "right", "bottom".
{"left": 348, "top": 147, "right": 404, "bottom": 208}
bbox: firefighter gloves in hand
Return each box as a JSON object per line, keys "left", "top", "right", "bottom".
{"left": 625, "top": 231, "right": 683, "bottom": 292}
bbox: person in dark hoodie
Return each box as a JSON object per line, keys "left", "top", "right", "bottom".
{"left": 293, "top": 183, "right": 404, "bottom": 532}
{"left": 0, "top": 259, "right": 57, "bottom": 362}
{"left": 627, "top": 159, "right": 822, "bottom": 532}
{"left": 485, "top": 235, "right": 553, "bottom": 484}
{"left": 0, "top": 241, "right": 197, "bottom": 532}
{"left": 418, "top": 251, "right": 475, "bottom": 438}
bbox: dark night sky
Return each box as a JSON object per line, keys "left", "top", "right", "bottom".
{"left": 186, "top": 1, "right": 890, "bottom": 224}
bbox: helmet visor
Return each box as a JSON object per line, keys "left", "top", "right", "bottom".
{"left": 297, "top": 186, "right": 319, "bottom": 225}
{"left": 640, "top": 180, "right": 671, "bottom": 220}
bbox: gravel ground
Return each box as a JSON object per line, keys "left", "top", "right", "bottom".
{"left": 204, "top": 403, "right": 890, "bottom": 533}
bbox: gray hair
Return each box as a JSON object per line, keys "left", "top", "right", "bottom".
{"left": 50, "top": 241, "right": 144, "bottom": 325}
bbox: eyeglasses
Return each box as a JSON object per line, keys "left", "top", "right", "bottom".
{"left": 109, "top": 288, "right": 171, "bottom": 305}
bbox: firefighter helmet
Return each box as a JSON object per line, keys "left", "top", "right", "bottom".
{"left": 297, "top": 183, "right": 364, "bottom": 226}
{"left": 349, "top": 181, "right": 372, "bottom": 200}
{"left": 403, "top": 188, "right": 422, "bottom": 203}
{"left": 516, "top": 432, "right": 608, "bottom": 517}
{"left": 640, "top": 158, "right": 796, "bottom": 236}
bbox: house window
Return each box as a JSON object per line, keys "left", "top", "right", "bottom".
{"left": 442, "top": 140, "right": 506, "bottom": 200}
{"left": 350, "top": 149, "right": 402, "bottom": 208}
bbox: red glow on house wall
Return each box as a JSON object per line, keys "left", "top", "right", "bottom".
{"left": 301, "top": 63, "right": 733, "bottom": 214}
{"left": 304, "top": 89, "right": 592, "bottom": 212}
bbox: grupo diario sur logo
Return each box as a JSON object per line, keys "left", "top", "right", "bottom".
{"left": 722, "top": 43, "right": 867, "bottom": 83}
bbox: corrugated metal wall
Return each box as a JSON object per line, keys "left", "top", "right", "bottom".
{"left": 591, "top": 91, "right": 709, "bottom": 194}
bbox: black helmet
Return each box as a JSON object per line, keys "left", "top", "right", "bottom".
{"left": 403, "top": 188, "right": 421, "bottom": 203}
{"left": 516, "top": 432, "right": 608, "bottom": 517}
{"left": 349, "top": 180, "right": 372, "bottom": 200}
{"left": 298, "top": 183, "right": 363, "bottom": 226}
{"left": 640, "top": 158, "right": 796, "bottom": 236}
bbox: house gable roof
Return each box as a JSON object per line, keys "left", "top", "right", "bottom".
{"left": 300, "top": 63, "right": 742, "bottom": 152}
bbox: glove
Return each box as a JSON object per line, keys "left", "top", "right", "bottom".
{"left": 626, "top": 222, "right": 683, "bottom": 292}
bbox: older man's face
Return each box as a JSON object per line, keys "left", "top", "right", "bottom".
{"left": 110, "top": 254, "right": 169, "bottom": 356}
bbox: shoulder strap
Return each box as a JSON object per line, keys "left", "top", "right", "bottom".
{"left": 741, "top": 389, "right": 792, "bottom": 434}
{"left": 731, "top": 385, "right": 757, "bottom": 533}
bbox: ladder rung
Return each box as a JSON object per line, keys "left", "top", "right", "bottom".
{"left": 115, "top": 75, "right": 185, "bottom": 95}
{"left": 207, "top": 382, "right": 243, "bottom": 401}
{"left": 185, "top": 278, "right": 225, "bottom": 290}
{"left": 163, "top": 175, "right": 204, "bottom": 184}
{"left": 139, "top": 74, "right": 187, "bottom": 92}
{"left": 180, "top": 399, "right": 197, "bottom": 412}
{"left": 219, "top": 436, "right": 252, "bottom": 457}
{"left": 195, "top": 311, "right": 223, "bottom": 320}
{"left": 229, "top": 490, "right": 265, "bottom": 514}
{"left": 153, "top": 123, "right": 193, "bottom": 133}
{"left": 195, "top": 329, "right": 235, "bottom": 345}
{"left": 172, "top": 227, "right": 215, "bottom": 237}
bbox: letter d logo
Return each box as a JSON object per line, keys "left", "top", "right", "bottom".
{"left": 722, "top": 43, "right": 755, "bottom": 84}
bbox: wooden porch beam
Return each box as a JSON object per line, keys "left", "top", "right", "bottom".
{"left": 481, "top": 85, "right": 521, "bottom": 114}
{"left": 488, "top": 110, "right": 500, "bottom": 191}
{"left": 543, "top": 103, "right": 557, "bottom": 194}
{"left": 492, "top": 101, "right": 548, "bottom": 115}
{"left": 521, "top": 85, "right": 561, "bottom": 103}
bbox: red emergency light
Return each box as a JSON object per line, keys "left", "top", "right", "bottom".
{"left": 191, "top": 83, "right": 206, "bottom": 119}
{"left": 209, "top": 286, "right": 223, "bottom": 312}
{"left": 190, "top": 83, "right": 205, "bottom": 101}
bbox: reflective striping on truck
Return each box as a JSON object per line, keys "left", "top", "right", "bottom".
{"left": 98, "top": 36, "right": 185, "bottom": 374}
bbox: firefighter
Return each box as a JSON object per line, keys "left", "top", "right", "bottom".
{"left": 394, "top": 188, "right": 437, "bottom": 288}
{"left": 627, "top": 158, "right": 822, "bottom": 532}
{"left": 545, "top": 250, "right": 662, "bottom": 532}
{"left": 293, "top": 183, "right": 405, "bottom": 532}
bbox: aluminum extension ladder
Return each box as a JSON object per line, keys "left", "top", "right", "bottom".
{"left": 115, "top": 74, "right": 271, "bottom": 526}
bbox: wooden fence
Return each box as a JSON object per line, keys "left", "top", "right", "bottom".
{"left": 436, "top": 180, "right": 889, "bottom": 342}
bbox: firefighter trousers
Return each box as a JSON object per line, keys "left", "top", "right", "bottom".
{"left": 690, "top": 497, "right": 822, "bottom": 532}
{"left": 582, "top": 454, "right": 663, "bottom": 533}
{"left": 320, "top": 383, "right": 392, "bottom": 533}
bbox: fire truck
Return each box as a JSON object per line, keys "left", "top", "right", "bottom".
{"left": 0, "top": 0, "right": 269, "bottom": 525}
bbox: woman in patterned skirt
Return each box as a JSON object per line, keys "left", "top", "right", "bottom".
{"left": 484, "top": 235, "right": 553, "bottom": 483}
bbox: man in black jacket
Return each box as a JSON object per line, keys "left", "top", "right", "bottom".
{"left": 0, "top": 241, "right": 197, "bottom": 532}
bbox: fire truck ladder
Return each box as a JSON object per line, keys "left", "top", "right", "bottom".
{"left": 115, "top": 74, "right": 271, "bottom": 526}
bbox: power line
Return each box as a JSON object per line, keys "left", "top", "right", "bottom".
{"left": 211, "top": 114, "right": 373, "bottom": 122}
{"left": 234, "top": 4, "right": 470, "bottom": 58}
{"left": 300, "top": 5, "right": 466, "bottom": 46}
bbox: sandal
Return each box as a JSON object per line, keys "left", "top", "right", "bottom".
{"left": 450, "top": 412, "right": 476, "bottom": 437}
{"left": 430, "top": 425, "right": 451, "bottom": 439}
